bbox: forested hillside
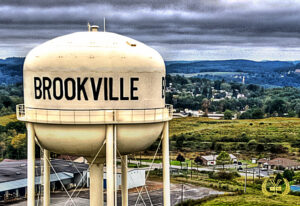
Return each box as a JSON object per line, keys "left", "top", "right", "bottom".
{"left": 0, "top": 57, "right": 24, "bottom": 85}
{"left": 0, "top": 58, "right": 299, "bottom": 160}
{"left": 166, "top": 75, "right": 300, "bottom": 118}
{"left": 166, "top": 60, "right": 300, "bottom": 88}
{"left": 1, "top": 57, "right": 300, "bottom": 87}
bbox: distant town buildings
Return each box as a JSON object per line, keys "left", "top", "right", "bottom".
{"left": 257, "top": 157, "right": 300, "bottom": 170}
{"left": 201, "top": 154, "right": 237, "bottom": 166}
{"left": 173, "top": 109, "right": 225, "bottom": 119}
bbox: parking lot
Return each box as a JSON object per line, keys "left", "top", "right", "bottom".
{"left": 11, "top": 181, "right": 224, "bottom": 206}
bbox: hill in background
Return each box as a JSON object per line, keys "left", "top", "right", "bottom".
{"left": 1, "top": 57, "right": 300, "bottom": 88}
{"left": 166, "top": 59, "right": 300, "bottom": 88}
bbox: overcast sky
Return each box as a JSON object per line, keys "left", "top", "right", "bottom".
{"left": 2, "top": 0, "right": 300, "bottom": 60}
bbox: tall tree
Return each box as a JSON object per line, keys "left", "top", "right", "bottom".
{"left": 216, "top": 151, "right": 231, "bottom": 170}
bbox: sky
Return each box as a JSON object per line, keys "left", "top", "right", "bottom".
{"left": 2, "top": 0, "right": 300, "bottom": 60}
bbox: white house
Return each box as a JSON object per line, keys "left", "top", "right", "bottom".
{"left": 201, "top": 154, "right": 237, "bottom": 166}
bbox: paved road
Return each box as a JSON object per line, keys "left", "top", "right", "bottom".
{"left": 11, "top": 182, "right": 224, "bottom": 206}
{"left": 129, "top": 160, "right": 274, "bottom": 178}
{"left": 129, "top": 160, "right": 213, "bottom": 172}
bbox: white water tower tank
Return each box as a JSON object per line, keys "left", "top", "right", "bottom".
{"left": 18, "top": 28, "right": 172, "bottom": 160}
{"left": 17, "top": 26, "right": 172, "bottom": 206}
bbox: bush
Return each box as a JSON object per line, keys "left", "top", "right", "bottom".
{"left": 224, "top": 110, "right": 233, "bottom": 120}
{"left": 294, "top": 173, "right": 300, "bottom": 183}
{"left": 283, "top": 169, "right": 294, "bottom": 181}
{"left": 270, "top": 144, "right": 288, "bottom": 154}
{"left": 247, "top": 139, "right": 257, "bottom": 150}
{"left": 256, "top": 143, "right": 265, "bottom": 152}
{"left": 210, "top": 171, "right": 240, "bottom": 181}
{"left": 5, "top": 121, "right": 26, "bottom": 133}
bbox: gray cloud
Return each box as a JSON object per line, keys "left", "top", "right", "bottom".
{"left": 1, "top": 0, "right": 300, "bottom": 60}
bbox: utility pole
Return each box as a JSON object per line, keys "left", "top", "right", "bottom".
{"left": 190, "top": 161, "right": 192, "bottom": 179}
{"left": 253, "top": 168, "right": 255, "bottom": 182}
{"left": 244, "top": 164, "right": 248, "bottom": 193}
{"left": 258, "top": 167, "right": 261, "bottom": 179}
{"left": 181, "top": 184, "right": 184, "bottom": 204}
{"left": 212, "top": 151, "right": 216, "bottom": 171}
{"left": 197, "top": 163, "right": 198, "bottom": 178}
{"left": 140, "top": 152, "right": 142, "bottom": 167}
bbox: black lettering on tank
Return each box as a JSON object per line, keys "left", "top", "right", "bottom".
{"left": 33, "top": 76, "right": 141, "bottom": 101}
{"left": 53, "top": 77, "right": 63, "bottom": 100}
{"left": 104, "top": 77, "right": 108, "bottom": 100}
{"left": 34, "top": 77, "right": 42, "bottom": 99}
{"left": 77, "top": 77, "right": 88, "bottom": 100}
{"left": 42, "top": 77, "right": 52, "bottom": 100}
{"left": 64, "top": 78, "right": 76, "bottom": 100}
{"left": 109, "top": 77, "right": 118, "bottom": 100}
{"left": 120, "top": 78, "right": 129, "bottom": 100}
{"left": 130, "top": 77, "right": 139, "bottom": 100}
{"left": 91, "top": 78, "right": 102, "bottom": 100}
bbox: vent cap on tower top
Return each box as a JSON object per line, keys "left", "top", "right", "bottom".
{"left": 91, "top": 25, "right": 99, "bottom": 32}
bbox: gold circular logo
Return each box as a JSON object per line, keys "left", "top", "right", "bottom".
{"left": 262, "top": 177, "right": 290, "bottom": 196}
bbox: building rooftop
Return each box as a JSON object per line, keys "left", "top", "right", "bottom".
{"left": 0, "top": 159, "right": 88, "bottom": 183}
{"left": 268, "top": 158, "right": 300, "bottom": 167}
{"left": 0, "top": 172, "right": 73, "bottom": 193}
{"left": 201, "top": 154, "right": 237, "bottom": 161}
{"left": 257, "top": 158, "right": 268, "bottom": 164}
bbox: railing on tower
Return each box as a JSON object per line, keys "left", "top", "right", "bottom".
{"left": 16, "top": 104, "right": 173, "bottom": 124}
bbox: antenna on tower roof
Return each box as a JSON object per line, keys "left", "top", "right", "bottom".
{"left": 87, "top": 22, "right": 91, "bottom": 32}
{"left": 103, "top": 18, "right": 106, "bottom": 32}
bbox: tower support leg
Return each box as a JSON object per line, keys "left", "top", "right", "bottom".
{"left": 27, "top": 123, "right": 35, "bottom": 206}
{"left": 121, "top": 155, "right": 128, "bottom": 206}
{"left": 43, "top": 149, "right": 50, "bottom": 206}
{"left": 106, "top": 125, "right": 114, "bottom": 206}
{"left": 99, "top": 164, "right": 104, "bottom": 205}
{"left": 90, "top": 163, "right": 104, "bottom": 206}
{"left": 163, "top": 121, "right": 170, "bottom": 206}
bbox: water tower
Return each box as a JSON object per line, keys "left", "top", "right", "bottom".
{"left": 16, "top": 25, "right": 172, "bottom": 206}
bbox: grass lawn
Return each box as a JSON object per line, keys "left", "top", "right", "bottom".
{"left": 170, "top": 117, "right": 300, "bottom": 141}
{"left": 127, "top": 163, "right": 148, "bottom": 168}
{"left": 200, "top": 194, "right": 300, "bottom": 206}
{"left": 240, "top": 160, "right": 258, "bottom": 168}
{"left": 169, "top": 117, "right": 300, "bottom": 159}
{"left": 140, "top": 159, "right": 162, "bottom": 164}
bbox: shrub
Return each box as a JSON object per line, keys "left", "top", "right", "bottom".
{"left": 211, "top": 171, "right": 240, "bottom": 181}
{"left": 224, "top": 110, "right": 233, "bottom": 120}
{"left": 283, "top": 169, "right": 294, "bottom": 181}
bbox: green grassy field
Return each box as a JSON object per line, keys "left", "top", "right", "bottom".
{"left": 169, "top": 117, "right": 300, "bottom": 205}
{"left": 200, "top": 194, "right": 300, "bottom": 206}
{"left": 169, "top": 117, "right": 300, "bottom": 159}
{"left": 170, "top": 117, "right": 300, "bottom": 140}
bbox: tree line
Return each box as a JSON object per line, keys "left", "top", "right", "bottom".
{"left": 166, "top": 75, "right": 300, "bottom": 118}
